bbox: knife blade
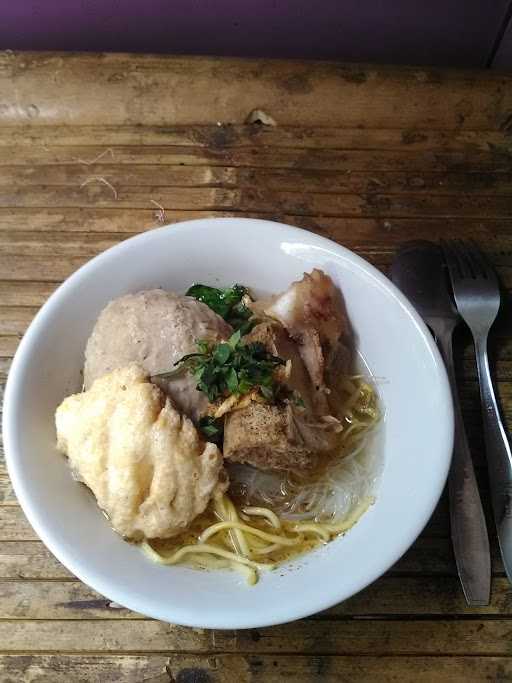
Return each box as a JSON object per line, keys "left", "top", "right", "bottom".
{"left": 392, "top": 240, "right": 490, "bottom": 606}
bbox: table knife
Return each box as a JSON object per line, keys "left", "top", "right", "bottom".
{"left": 391, "top": 240, "right": 490, "bottom": 606}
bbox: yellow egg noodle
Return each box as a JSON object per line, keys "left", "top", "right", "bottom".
{"left": 142, "top": 375, "right": 380, "bottom": 584}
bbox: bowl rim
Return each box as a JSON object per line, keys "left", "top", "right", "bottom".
{"left": 3, "top": 217, "right": 454, "bottom": 628}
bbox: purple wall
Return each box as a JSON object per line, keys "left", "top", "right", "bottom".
{"left": 1, "top": 1, "right": 511, "bottom": 68}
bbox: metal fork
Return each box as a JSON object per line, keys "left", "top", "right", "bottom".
{"left": 442, "top": 240, "right": 512, "bottom": 583}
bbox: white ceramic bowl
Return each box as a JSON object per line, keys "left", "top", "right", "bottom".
{"left": 3, "top": 218, "right": 453, "bottom": 629}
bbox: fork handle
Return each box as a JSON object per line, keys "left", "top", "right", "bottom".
{"left": 436, "top": 326, "right": 491, "bottom": 605}
{"left": 475, "top": 334, "right": 512, "bottom": 583}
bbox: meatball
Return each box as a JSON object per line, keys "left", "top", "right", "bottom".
{"left": 84, "top": 289, "right": 231, "bottom": 420}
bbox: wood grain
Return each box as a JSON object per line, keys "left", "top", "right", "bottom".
{"left": 1, "top": 53, "right": 511, "bottom": 129}
{"left": 0, "top": 654, "right": 510, "bottom": 683}
{"left": 0, "top": 542, "right": 74, "bottom": 580}
{"left": 1, "top": 145, "right": 511, "bottom": 173}
{"left": 0, "top": 124, "right": 509, "bottom": 150}
{"left": 4, "top": 165, "right": 512, "bottom": 199}
{"left": 2, "top": 188, "right": 512, "bottom": 221}
{"left": 1, "top": 53, "right": 511, "bottom": 681}
{"left": 1, "top": 619, "right": 512, "bottom": 655}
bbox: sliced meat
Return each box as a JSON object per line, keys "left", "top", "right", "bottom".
{"left": 290, "top": 405, "right": 342, "bottom": 453}
{"left": 251, "top": 269, "right": 352, "bottom": 413}
{"left": 252, "top": 269, "right": 348, "bottom": 349}
{"left": 296, "top": 328, "right": 329, "bottom": 414}
{"left": 244, "top": 321, "right": 316, "bottom": 413}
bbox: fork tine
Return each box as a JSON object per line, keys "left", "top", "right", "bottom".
{"left": 460, "top": 240, "right": 487, "bottom": 279}
{"left": 442, "top": 240, "right": 470, "bottom": 280}
{"left": 445, "top": 238, "right": 500, "bottom": 287}
{"left": 466, "top": 239, "right": 499, "bottom": 286}
{"left": 441, "top": 240, "right": 460, "bottom": 280}
{"left": 454, "top": 239, "right": 480, "bottom": 279}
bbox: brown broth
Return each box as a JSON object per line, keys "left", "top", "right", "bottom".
{"left": 148, "top": 496, "right": 326, "bottom": 567}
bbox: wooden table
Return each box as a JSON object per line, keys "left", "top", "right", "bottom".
{"left": 1, "top": 52, "right": 512, "bottom": 682}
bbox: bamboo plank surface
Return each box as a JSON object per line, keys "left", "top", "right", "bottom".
{"left": 4, "top": 165, "right": 512, "bottom": 201}
{"left": 1, "top": 53, "right": 511, "bottom": 129}
{"left": 2, "top": 618, "right": 512, "bottom": 656}
{"left": 1, "top": 145, "right": 512, "bottom": 172}
{"left": 0, "top": 124, "right": 508, "bottom": 149}
{"left": 0, "top": 51, "right": 511, "bottom": 681}
{"left": 0, "top": 655, "right": 510, "bottom": 683}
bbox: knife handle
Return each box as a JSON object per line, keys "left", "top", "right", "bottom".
{"left": 436, "top": 326, "right": 491, "bottom": 606}
{"left": 475, "top": 333, "right": 512, "bottom": 584}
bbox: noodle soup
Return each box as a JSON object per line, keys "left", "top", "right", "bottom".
{"left": 55, "top": 268, "right": 383, "bottom": 585}
{"left": 7, "top": 216, "right": 453, "bottom": 627}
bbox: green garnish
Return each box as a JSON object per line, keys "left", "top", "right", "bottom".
{"left": 198, "top": 416, "right": 224, "bottom": 445}
{"left": 186, "top": 283, "right": 254, "bottom": 333}
{"left": 174, "top": 330, "right": 285, "bottom": 403}
{"left": 292, "top": 393, "right": 306, "bottom": 408}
